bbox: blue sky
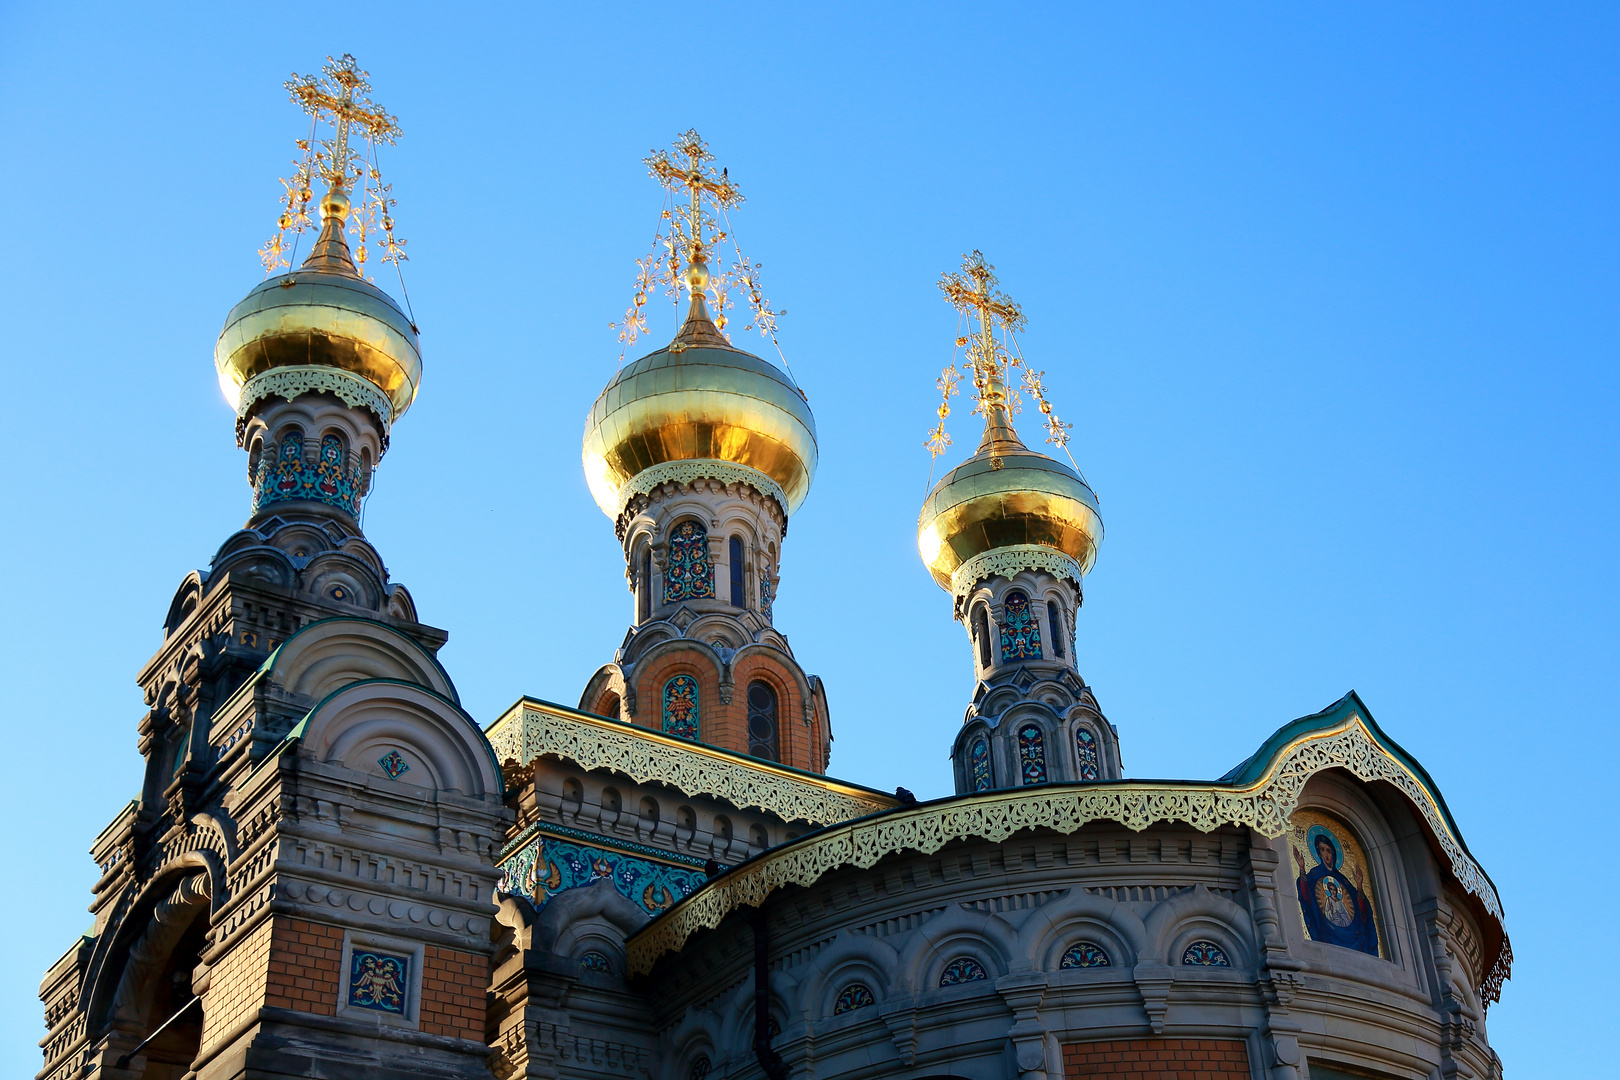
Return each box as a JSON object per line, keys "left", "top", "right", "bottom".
{"left": 1, "top": 2, "right": 1614, "bottom": 1070}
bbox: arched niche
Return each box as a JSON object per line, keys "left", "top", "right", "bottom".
{"left": 299, "top": 680, "right": 500, "bottom": 801}
{"left": 266, "top": 617, "right": 458, "bottom": 705}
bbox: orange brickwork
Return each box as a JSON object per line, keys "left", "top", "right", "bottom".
{"left": 420, "top": 945, "right": 488, "bottom": 1040}
{"left": 1064, "top": 1039, "right": 1251, "bottom": 1080}
{"left": 634, "top": 649, "right": 826, "bottom": 772}
{"left": 200, "top": 918, "right": 273, "bottom": 1046}
{"left": 262, "top": 917, "right": 343, "bottom": 1017}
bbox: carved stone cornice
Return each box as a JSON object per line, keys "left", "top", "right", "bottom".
{"left": 485, "top": 699, "right": 894, "bottom": 828}
{"left": 626, "top": 711, "right": 1505, "bottom": 976}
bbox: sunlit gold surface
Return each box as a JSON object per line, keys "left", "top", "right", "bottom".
{"left": 583, "top": 340, "right": 818, "bottom": 517}
{"left": 215, "top": 268, "right": 421, "bottom": 419}
{"left": 918, "top": 447, "right": 1102, "bottom": 589}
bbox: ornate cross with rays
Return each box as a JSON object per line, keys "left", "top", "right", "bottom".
{"left": 927, "top": 251, "right": 1074, "bottom": 459}
{"left": 644, "top": 129, "right": 743, "bottom": 276}
{"left": 612, "top": 130, "right": 784, "bottom": 356}
{"left": 260, "top": 54, "right": 408, "bottom": 274}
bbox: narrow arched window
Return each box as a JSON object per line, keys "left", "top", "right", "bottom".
{"left": 638, "top": 548, "right": 652, "bottom": 622}
{"left": 662, "top": 675, "right": 700, "bottom": 740}
{"left": 973, "top": 607, "right": 992, "bottom": 668}
{"left": 1048, "top": 600, "right": 1064, "bottom": 658}
{"left": 1075, "top": 726, "right": 1100, "bottom": 781}
{"left": 729, "top": 536, "right": 746, "bottom": 607}
{"left": 970, "top": 738, "right": 992, "bottom": 791}
{"left": 663, "top": 520, "right": 714, "bottom": 602}
{"left": 1000, "top": 591, "right": 1043, "bottom": 661}
{"left": 1018, "top": 724, "right": 1047, "bottom": 785}
{"left": 746, "top": 681, "right": 779, "bottom": 761}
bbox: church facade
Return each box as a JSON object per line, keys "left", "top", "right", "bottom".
{"left": 38, "top": 62, "right": 1509, "bottom": 1080}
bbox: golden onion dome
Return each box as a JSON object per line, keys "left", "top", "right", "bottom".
{"left": 917, "top": 428, "right": 1103, "bottom": 594}
{"left": 214, "top": 192, "right": 421, "bottom": 423}
{"left": 582, "top": 295, "right": 818, "bottom": 519}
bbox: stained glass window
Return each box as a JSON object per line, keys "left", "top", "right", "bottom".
{"left": 999, "top": 591, "right": 1043, "bottom": 661}
{"left": 729, "top": 536, "right": 746, "bottom": 607}
{"left": 1018, "top": 724, "right": 1047, "bottom": 785}
{"left": 662, "top": 675, "right": 700, "bottom": 740}
{"left": 1075, "top": 727, "right": 1100, "bottom": 782}
{"left": 970, "top": 738, "right": 992, "bottom": 791}
{"left": 663, "top": 520, "right": 714, "bottom": 602}
{"left": 689, "top": 1056, "right": 712, "bottom": 1080}
{"left": 1181, "top": 940, "right": 1231, "bottom": 967}
{"left": 974, "top": 607, "right": 992, "bottom": 668}
{"left": 939, "top": 957, "right": 987, "bottom": 985}
{"left": 1048, "top": 600, "right": 1065, "bottom": 658}
{"left": 747, "top": 681, "right": 779, "bottom": 761}
{"left": 579, "top": 950, "right": 612, "bottom": 972}
{"left": 1059, "top": 941, "right": 1111, "bottom": 968}
{"left": 832, "top": 982, "right": 875, "bottom": 1014}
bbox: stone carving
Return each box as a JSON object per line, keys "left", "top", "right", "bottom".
{"left": 627, "top": 712, "right": 1503, "bottom": 974}
{"left": 486, "top": 703, "right": 893, "bottom": 828}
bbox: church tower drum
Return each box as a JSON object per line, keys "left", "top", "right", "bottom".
{"left": 36, "top": 58, "right": 507, "bottom": 1080}
{"left": 579, "top": 131, "right": 831, "bottom": 772}
{"left": 917, "top": 252, "right": 1119, "bottom": 792}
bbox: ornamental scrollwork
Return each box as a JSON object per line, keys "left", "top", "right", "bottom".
{"left": 238, "top": 366, "right": 395, "bottom": 428}
{"left": 952, "top": 545, "right": 1082, "bottom": 605}
{"left": 615, "top": 459, "right": 789, "bottom": 522}
{"left": 626, "top": 713, "right": 1503, "bottom": 975}
{"left": 486, "top": 703, "right": 894, "bottom": 829}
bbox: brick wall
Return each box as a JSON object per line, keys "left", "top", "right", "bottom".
{"left": 420, "top": 945, "right": 488, "bottom": 1040}
{"left": 200, "top": 918, "right": 272, "bottom": 1047}
{"left": 263, "top": 917, "right": 342, "bottom": 1017}
{"left": 1064, "top": 1039, "right": 1251, "bottom": 1080}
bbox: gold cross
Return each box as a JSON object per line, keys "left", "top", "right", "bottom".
{"left": 645, "top": 130, "right": 743, "bottom": 276}
{"left": 939, "top": 251, "right": 1027, "bottom": 421}
{"left": 285, "top": 55, "right": 401, "bottom": 192}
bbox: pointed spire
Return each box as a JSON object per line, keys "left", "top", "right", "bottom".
{"left": 299, "top": 186, "right": 361, "bottom": 277}
{"left": 977, "top": 370, "right": 1026, "bottom": 453}
{"left": 673, "top": 289, "right": 732, "bottom": 349}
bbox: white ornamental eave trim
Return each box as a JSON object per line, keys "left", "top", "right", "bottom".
{"left": 238, "top": 366, "right": 395, "bottom": 429}
{"left": 485, "top": 699, "right": 895, "bottom": 828}
{"left": 615, "top": 460, "right": 789, "bottom": 522}
{"left": 951, "top": 544, "right": 1083, "bottom": 604}
{"left": 627, "top": 712, "right": 1503, "bottom": 975}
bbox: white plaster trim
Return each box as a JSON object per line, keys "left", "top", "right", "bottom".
{"left": 952, "top": 545, "right": 1083, "bottom": 602}
{"left": 238, "top": 366, "right": 394, "bottom": 427}
{"left": 627, "top": 712, "right": 1503, "bottom": 975}
{"left": 616, "top": 460, "right": 789, "bottom": 521}
{"left": 485, "top": 701, "right": 893, "bottom": 828}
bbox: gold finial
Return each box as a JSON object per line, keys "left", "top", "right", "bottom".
{"left": 929, "top": 251, "right": 1075, "bottom": 459}
{"left": 611, "top": 130, "right": 786, "bottom": 358}
{"left": 259, "top": 55, "right": 408, "bottom": 277}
